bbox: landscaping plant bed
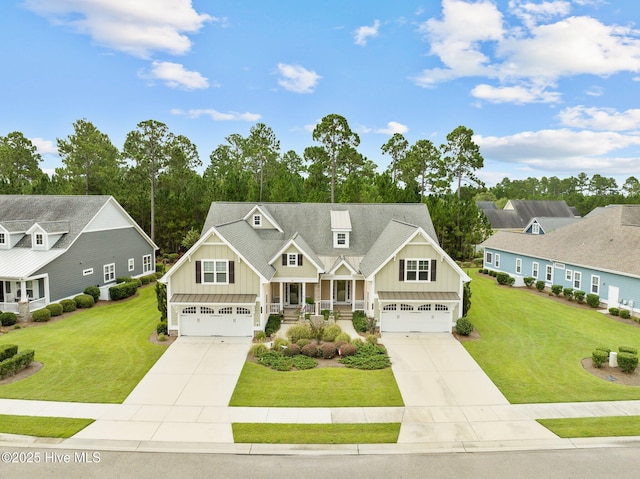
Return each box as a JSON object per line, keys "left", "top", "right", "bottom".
{"left": 581, "top": 358, "right": 640, "bottom": 387}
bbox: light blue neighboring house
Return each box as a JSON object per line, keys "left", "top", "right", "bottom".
{"left": 481, "top": 204, "right": 640, "bottom": 314}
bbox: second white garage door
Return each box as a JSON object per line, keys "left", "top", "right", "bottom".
{"left": 180, "top": 305, "right": 253, "bottom": 337}
{"left": 380, "top": 303, "right": 452, "bottom": 333}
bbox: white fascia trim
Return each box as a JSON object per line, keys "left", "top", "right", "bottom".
{"left": 268, "top": 238, "right": 323, "bottom": 272}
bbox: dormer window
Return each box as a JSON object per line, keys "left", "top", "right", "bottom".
{"left": 0, "top": 233, "right": 5, "bottom": 245}
{"left": 532, "top": 223, "right": 540, "bottom": 234}
{"left": 35, "top": 233, "right": 44, "bottom": 246}
{"left": 253, "top": 214, "right": 262, "bottom": 227}
{"left": 331, "top": 210, "right": 352, "bottom": 249}
{"left": 334, "top": 231, "right": 349, "bottom": 248}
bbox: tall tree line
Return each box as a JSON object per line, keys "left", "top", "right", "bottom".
{"left": 13, "top": 114, "right": 631, "bottom": 260}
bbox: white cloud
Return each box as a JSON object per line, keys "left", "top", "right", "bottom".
{"left": 471, "top": 83, "right": 561, "bottom": 104}
{"left": 558, "top": 106, "right": 640, "bottom": 131}
{"left": 508, "top": 0, "right": 571, "bottom": 29}
{"left": 276, "top": 63, "right": 321, "bottom": 93}
{"left": 23, "top": 0, "right": 213, "bottom": 58}
{"left": 171, "top": 108, "right": 261, "bottom": 122}
{"left": 144, "top": 61, "right": 208, "bottom": 90}
{"left": 375, "top": 121, "right": 409, "bottom": 135}
{"left": 354, "top": 20, "right": 381, "bottom": 46}
{"left": 29, "top": 137, "right": 57, "bottom": 155}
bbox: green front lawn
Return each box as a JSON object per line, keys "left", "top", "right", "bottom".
{"left": 0, "top": 285, "right": 166, "bottom": 403}
{"left": 465, "top": 271, "right": 640, "bottom": 403}
{"left": 0, "top": 414, "right": 93, "bottom": 438}
{"left": 233, "top": 423, "right": 400, "bottom": 444}
{"left": 229, "top": 361, "right": 404, "bottom": 407}
{"left": 538, "top": 416, "right": 640, "bottom": 438}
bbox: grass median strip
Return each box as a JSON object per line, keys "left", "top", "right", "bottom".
{"left": 0, "top": 414, "right": 94, "bottom": 438}
{"left": 537, "top": 416, "right": 640, "bottom": 438}
{"left": 233, "top": 423, "right": 400, "bottom": 444}
{"left": 229, "top": 361, "right": 404, "bottom": 407}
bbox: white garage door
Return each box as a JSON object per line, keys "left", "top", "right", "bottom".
{"left": 380, "top": 303, "right": 452, "bottom": 333}
{"left": 180, "top": 305, "right": 253, "bottom": 337}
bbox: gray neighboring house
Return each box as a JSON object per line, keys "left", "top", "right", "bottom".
{"left": 162, "top": 202, "right": 470, "bottom": 337}
{"left": 0, "top": 195, "right": 157, "bottom": 316}
{"left": 478, "top": 200, "right": 578, "bottom": 231}
{"left": 482, "top": 204, "right": 640, "bottom": 313}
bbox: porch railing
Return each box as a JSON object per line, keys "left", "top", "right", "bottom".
{"left": 0, "top": 302, "right": 18, "bottom": 313}
{"left": 353, "top": 300, "right": 366, "bottom": 311}
{"left": 29, "top": 297, "right": 47, "bottom": 311}
{"left": 268, "top": 303, "right": 281, "bottom": 314}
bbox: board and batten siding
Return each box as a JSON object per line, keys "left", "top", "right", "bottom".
{"left": 374, "top": 243, "right": 460, "bottom": 292}
{"left": 271, "top": 245, "right": 319, "bottom": 280}
{"left": 35, "top": 227, "right": 154, "bottom": 302}
{"left": 170, "top": 241, "right": 260, "bottom": 295}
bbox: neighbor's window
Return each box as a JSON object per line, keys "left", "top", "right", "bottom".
{"left": 485, "top": 251, "right": 493, "bottom": 264}
{"left": 591, "top": 275, "right": 600, "bottom": 295}
{"left": 532, "top": 262, "right": 539, "bottom": 278}
{"left": 128, "top": 258, "right": 135, "bottom": 272}
{"left": 143, "top": 254, "right": 153, "bottom": 273}
{"left": 202, "top": 260, "right": 228, "bottom": 284}
{"left": 546, "top": 265, "right": 552, "bottom": 282}
{"left": 104, "top": 263, "right": 115, "bottom": 283}
{"left": 515, "top": 258, "right": 522, "bottom": 274}
{"left": 573, "top": 271, "right": 582, "bottom": 290}
{"left": 406, "top": 259, "right": 430, "bottom": 281}
{"left": 494, "top": 254, "right": 500, "bottom": 268}
{"left": 532, "top": 223, "right": 540, "bottom": 234}
{"left": 565, "top": 269, "right": 572, "bottom": 282}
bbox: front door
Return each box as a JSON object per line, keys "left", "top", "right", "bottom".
{"left": 334, "top": 280, "right": 351, "bottom": 303}
{"left": 285, "top": 283, "right": 300, "bottom": 306}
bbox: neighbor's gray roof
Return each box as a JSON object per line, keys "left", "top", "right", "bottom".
{"left": 202, "top": 202, "right": 437, "bottom": 277}
{"left": 525, "top": 216, "right": 582, "bottom": 234}
{"left": 0, "top": 220, "right": 33, "bottom": 232}
{"left": 479, "top": 200, "right": 576, "bottom": 229}
{"left": 482, "top": 205, "right": 640, "bottom": 277}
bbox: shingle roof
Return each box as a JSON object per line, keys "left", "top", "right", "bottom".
{"left": 479, "top": 200, "right": 576, "bottom": 229}
{"left": 482, "top": 205, "right": 640, "bottom": 277}
{"left": 359, "top": 220, "right": 419, "bottom": 278}
{"left": 525, "top": 217, "right": 581, "bottom": 234}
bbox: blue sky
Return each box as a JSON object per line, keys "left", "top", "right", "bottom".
{"left": 1, "top": 0, "right": 640, "bottom": 187}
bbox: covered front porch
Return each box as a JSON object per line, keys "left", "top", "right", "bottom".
{"left": 0, "top": 276, "right": 49, "bottom": 315}
{"left": 267, "top": 278, "right": 366, "bottom": 315}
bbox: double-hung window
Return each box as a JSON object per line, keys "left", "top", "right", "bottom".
{"left": 591, "top": 275, "right": 600, "bottom": 294}
{"left": 202, "top": 260, "right": 228, "bottom": 284}
{"left": 532, "top": 262, "right": 539, "bottom": 278}
{"left": 104, "top": 263, "right": 115, "bottom": 283}
{"left": 143, "top": 254, "right": 153, "bottom": 273}
{"left": 573, "top": 271, "right": 582, "bottom": 290}
{"left": 515, "top": 258, "right": 522, "bottom": 274}
{"left": 406, "top": 259, "right": 430, "bottom": 282}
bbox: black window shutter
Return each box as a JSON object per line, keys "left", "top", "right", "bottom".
{"left": 399, "top": 259, "right": 405, "bottom": 281}
{"left": 195, "top": 260, "right": 202, "bottom": 284}
{"left": 298, "top": 254, "right": 303, "bottom": 266}
{"left": 229, "top": 261, "right": 235, "bottom": 284}
{"left": 431, "top": 259, "right": 437, "bottom": 281}
{"left": 282, "top": 254, "right": 287, "bottom": 266}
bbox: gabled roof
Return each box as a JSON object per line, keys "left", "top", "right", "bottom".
{"left": 27, "top": 221, "right": 70, "bottom": 235}
{"left": 0, "top": 220, "right": 33, "bottom": 233}
{"left": 482, "top": 205, "right": 640, "bottom": 277}
{"left": 269, "top": 232, "right": 324, "bottom": 272}
{"left": 242, "top": 204, "right": 283, "bottom": 232}
{"left": 479, "top": 200, "right": 576, "bottom": 229}
{"left": 360, "top": 220, "right": 418, "bottom": 278}
{"left": 524, "top": 216, "right": 581, "bottom": 234}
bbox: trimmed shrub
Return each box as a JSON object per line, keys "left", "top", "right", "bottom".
{"left": 45, "top": 303, "right": 63, "bottom": 317}
{"left": 619, "top": 346, "right": 638, "bottom": 355}
{"left": 0, "top": 312, "right": 18, "bottom": 327}
{"left": 617, "top": 352, "right": 638, "bottom": 373}
{"left": 0, "top": 349, "right": 35, "bottom": 380}
{"left": 563, "top": 288, "right": 574, "bottom": 301}
{"left": 249, "top": 343, "right": 269, "bottom": 358}
{"left": 586, "top": 294, "right": 600, "bottom": 308}
{"left": 535, "top": 280, "right": 546, "bottom": 292}
{"left": 258, "top": 351, "right": 293, "bottom": 371}
{"left": 339, "top": 343, "right": 391, "bottom": 370}
{"left": 31, "top": 308, "right": 51, "bottom": 322}
{"left": 351, "top": 338, "right": 364, "bottom": 348}
{"left": 282, "top": 343, "right": 301, "bottom": 357}
{"left": 272, "top": 337, "right": 289, "bottom": 351}
{"left": 496, "top": 272, "right": 512, "bottom": 285}
{"left": 300, "top": 343, "right": 319, "bottom": 358}
{"left": 265, "top": 315, "right": 282, "bottom": 336}
{"left": 254, "top": 331, "right": 267, "bottom": 342}
{"left": 109, "top": 281, "right": 138, "bottom": 301}
{"left": 550, "top": 284, "right": 563, "bottom": 296}
{"left": 608, "top": 307, "right": 620, "bottom": 316}
{"left": 336, "top": 332, "right": 351, "bottom": 343}
{"left": 286, "top": 324, "right": 313, "bottom": 343}
{"left": 116, "top": 276, "right": 133, "bottom": 284}
{"left": 74, "top": 294, "right": 95, "bottom": 308}
{"left": 523, "top": 277, "right": 535, "bottom": 288}
{"left": 573, "top": 290, "right": 586, "bottom": 303}
{"left": 157, "top": 333, "right": 167, "bottom": 342}
{"left": 339, "top": 343, "right": 357, "bottom": 357}
{"left": 296, "top": 338, "right": 311, "bottom": 348}
{"left": 322, "top": 324, "right": 342, "bottom": 342}
{"left": 60, "top": 299, "right": 76, "bottom": 312}
{"left": 365, "top": 334, "right": 378, "bottom": 345}
{"left": 83, "top": 286, "right": 100, "bottom": 303}
{"left": 156, "top": 321, "right": 168, "bottom": 335}
{"left": 591, "top": 349, "right": 609, "bottom": 368}
{"left": 595, "top": 347, "right": 611, "bottom": 355}
{"left": 320, "top": 342, "right": 337, "bottom": 359}
{"left": 455, "top": 318, "right": 474, "bottom": 336}
{"left": 0, "top": 345, "right": 18, "bottom": 362}
{"left": 619, "top": 309, "right": 631, "bottom": 319}
{"left": 352, "top": 310, "right": 367, "bottom": 333}
{"left": 292, "top": 354, "right": 317, "bottom": 370}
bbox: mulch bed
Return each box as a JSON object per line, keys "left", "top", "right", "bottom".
{"left": 581, "top": 358, "right": 640, "bottom": 387}
{"left": 0, "top": 362, "right": 43, "bottom": 386}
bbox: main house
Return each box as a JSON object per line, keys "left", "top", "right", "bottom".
{"left": 0, "top": 195, "right": 157, "bottom": 316}
{"left": 482, "top": 204, "right": 640, "bottom": 314}
{"left": 162, "top": 202, "right": 470, "bottom": 337}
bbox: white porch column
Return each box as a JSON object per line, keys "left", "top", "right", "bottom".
{"left": 301, "top": 282, "right": 306, "bottom": 310}
{"left": 329, "top": 279, "right": 334, "bottom": 311}
{"left": 19, "top": 280, "right": 27, "bottom": 302}
{"left": 351, "top": 279, "right": 356, "bottom": 312}
{"left": 279, "top": 282, "right": 284, "bottom": 311}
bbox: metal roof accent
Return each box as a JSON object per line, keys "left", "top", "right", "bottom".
{"left": 170, "top": 293, "right": 257, "bottom": 304}
{"left": 378, "top": 291, "right": 460, "bottom": 301}
{"left": 330, "top": 210, "right": 352, "bottom": 231}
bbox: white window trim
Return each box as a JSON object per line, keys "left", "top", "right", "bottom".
{"left": 333, "top": 231, "right": 349, "bottom": 248}
{"left": 532, "top": 223, "right": 540, "bottom": 234}
{"left": 485, "top": 251, "right": 493, "bottom": 264}
{"left": 128, "top": 258, "right": 135, "bottom": 272}
{"left": 143, "top": 254, "right": 153, "bottom": 273}
{"left": 0, "top": 233, "right": 5, "bottom": 245}
{"left": 591, "top": 275, "right": 600, "bottom": 294}
{"left": 546, "top": 265, "right": 553, "bottom": 282}
{"left": 532, "top": 262, "right": 539, "bottom": 278}
{"left": 83, "top": 268, "right": 94, "bottom": 276}
{"left": 104, "top": 263, "right": 115, "bottom": 283}
{"left": 202, "top": 259, "right": 229, "bottom": 284}
{"left": 565, "top": 269, "right": 572, "bottom": 282}
{"left": 287, "top": 253, "right": 298, "bottom": 267}
{"left": 253, "top": 214, "right": 262, "bottom": 227}
{"left": 405, "top": 258, "right": 431, "bottom": 282}
{"left": 574, "top": 271, "right": 582, "bottom": 290}
{"left": 494, "top": 254, "right": 501, "bottom": 268}
{"left": 515, "top": 258, "right": 522, "bottom": 274}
